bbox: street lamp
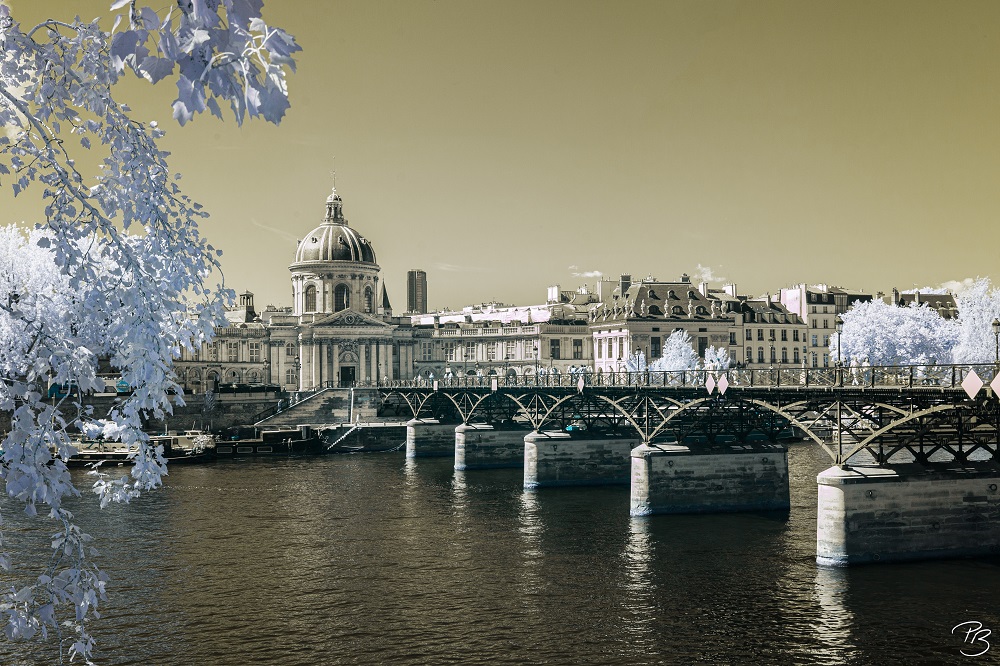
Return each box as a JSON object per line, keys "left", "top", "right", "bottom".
{"left": 992, "top": 318, "right": 1000, "bottom": 367}
{"left": 263, "top": 357, "right": 270, "bottom": 386}
{"left": 293, "top": 356, "right": 301, "bottom": 391}
{"left": 533, "top": 343, "right": 539, "bottom": 378}
{"left": 835, "top": 315, "right": 844, "bottom": 365}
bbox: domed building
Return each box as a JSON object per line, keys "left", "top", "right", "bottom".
{"left": 261, "top": 187, "right": 417, "bottom": 389}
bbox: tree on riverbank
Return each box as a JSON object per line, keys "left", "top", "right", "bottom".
{"left": 0, "top": 2, "right": 297, "bottom": 661}
{"left": 830, "top": 279, "right": 1000, "bottom": 367}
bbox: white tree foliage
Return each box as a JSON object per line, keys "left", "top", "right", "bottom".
{"left": 831, "top": 299, "right": 959, "bottom": 367}
{"left": 702, "top": 345, "right": 731, "bottom": 372}
{"left": 649, "top": 330, "right": 700, "bottom": 372}
{"left": 951, "top": 278, "right": 1000, "bottom": 364}
{"left": 0, "top": 2, "right": 297, "bottom": 661}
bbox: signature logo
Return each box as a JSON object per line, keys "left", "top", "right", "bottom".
{"left": 953, "top": 621, "right": 992, "bottom": 657}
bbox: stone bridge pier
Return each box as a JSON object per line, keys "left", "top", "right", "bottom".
{"left": 629, "top": 444, "right": 790, "bottom": 515}
{"left": 816, "top": 462, "right": 1000, "bottom": 565}
{"left": 454, "top": 423, "right": 528, "bottom": 470}
{"left": 405, "top": 418, "right": 457, "bottom": 458}
{"left": 523, "top": 431, "right": 642, "bottom": 488}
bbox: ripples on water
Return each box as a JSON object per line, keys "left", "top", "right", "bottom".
{"left": 3, "top": 446, "right": 1000, "bottom": 665}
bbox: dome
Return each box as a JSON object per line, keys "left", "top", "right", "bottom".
{"left": 293, "top": 188, "right": 377, "bottom": 264}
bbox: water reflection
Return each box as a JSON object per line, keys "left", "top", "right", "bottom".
{"left": 620, "top": 517, "right": 658, "bottom": 651}
{"left": 516, "top": 490, "right": 544, "bottom": 606}
{"left": 812, "top": 564, "right": 859, "bottom": 663}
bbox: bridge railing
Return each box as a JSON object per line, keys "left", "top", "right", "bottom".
{"left": 364, "top": 363, "right": 1000, "bottom": 392}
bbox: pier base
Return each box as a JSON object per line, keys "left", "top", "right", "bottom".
{"left": 405, "top": 419, "right": 456, "bottom": 458}
{"left": 455, "top": 424, "right": 527, "bottom": 470}
{"left": 817, "top": 462, "right": 1000, "bottom": 566}
{"left": 523, "top": 431, "right": 640, "bottom": 489}
{"left": 629, "top": 444, "right": 790, "bottom": 516}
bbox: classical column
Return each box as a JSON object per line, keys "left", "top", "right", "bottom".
{"left": 332, "top": 341, "right": 340, "bottom": 387}
{"left": 311, "top": 337, "right": 318, "bottom": 389}
{"left": 369, "top": 343, "right": 378, "bottom": 383}
{"left": 388, "top": 342, "right": 395, "bottom": 380}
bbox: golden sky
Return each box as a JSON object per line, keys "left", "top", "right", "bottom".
{"left": 6, "top": 1, "right": 1000, "bottom": 310}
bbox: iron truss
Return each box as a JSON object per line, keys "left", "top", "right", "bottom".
{"left": 378, "top": 383, "right": 1000, "bottom": 466}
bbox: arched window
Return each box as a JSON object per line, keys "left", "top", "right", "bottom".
{"left": 672, "top": 306, "right": 684, "bottom": 315}
{"left": 335, "top": 284, "right": 350, "bottom": 312}
{"left": 364, "top": 286, "right": 374, "bottom": 313}
{"left": 648, "top": 305, "right": 663, "bottom": 316}
{"left": 304, "top": 284, "right": 317, "bottom": 312}
{"left": 247, "top": 370, "right": 262, "bottom": 383}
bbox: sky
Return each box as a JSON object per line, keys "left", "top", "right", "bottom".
{"left": 5, "top": 1, "right": 1000, "bottom": 311}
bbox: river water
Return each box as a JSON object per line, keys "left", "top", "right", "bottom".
{"left": 3, "top": 444, "right": 1000, "bottom": 665}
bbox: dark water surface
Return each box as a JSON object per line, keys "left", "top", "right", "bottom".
{"left": 4, "top": 445, "right": 1000, "bottom": 665}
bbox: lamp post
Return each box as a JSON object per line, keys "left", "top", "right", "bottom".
{"left": 293, "top": 356, "right": 301, "bottom": 392}
{"left": 835, "top": 315, "right": 844, "bottom": 387}
{"left": 263, "top": 357, "right": 270, "bottom": 386}
{"left": 992, "top": 318, "right": 1000, "bottom": 368}
{"left": 533, "top": 343, "right": 539, "bottom": 378}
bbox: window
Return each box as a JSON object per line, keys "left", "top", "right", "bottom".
{"left": 781, "top": 330, "right": 787, "bottom": 341}
{"left": 304, "top": 285, "right": 317, "bottom": 312}
{"left": 444, "top": 342, "right": 457, "bottom": 362}
{"left": 209, "top": 342, "right": 219, "bottom": 361}
{"left": 364, "top": 286, "right": 374, "bottom": 313}
{"left": 811, "top": 334, "right": 818, "bottom": 347}
{"left": 596, "top": 338, "right": 602, "bottom": 359}
{"left": 811, "top": 306, "right": 817, "bottom": 313}
{"left": 190, "top": 346, "right": 200, "bottom": 362}
{"left": 757, "top": 347, "right": 764, "bottom": 363}
{"left": 572, "top": 339, "right": 583, "bottom": 360}
{"left": 793, "top": 330, "right": 799, "bottom": 342}
{"left": 770, "top": 347, "right": 777, "bottom": 363}
{"left": 793, "top": 348, "right": 800, "bottom": 363}
{"left": 769, "top": 329, "right": 776, "bottom": 341}
{"left": 506, "top": 341, "right": 516, "bottom": 360}
{"left": 227, "top": 341, "right": 239, "bottom": 362}
{"left": 606, "top": 339, "right": 612, "bottom": 358}
{"left": 335, "top": 284, "right": 350, "bottom": 312}
{"left": 651, "top": 336, "right": 661, "bottom": 359}
{"left": 823, "top": 306, "right": 828, "bottom": 313}
{"left": 550, "top": 339, "right": 561, "bottom": 360}
{"left": 822, "top": 334, "right": 830, "bottom": 347}
{"left": 420, "top": 342, "right": 433, "bottom": 361}
{"left": 465, "top": 341, "right": 476, "bottom": 361}
{"left": 812, "top": 320, "right": 817, "bottom": 328}
{"left": 746, "top": 347, "right": 752, "bottom": 362}
{"left": 823, "top": 353, "right": 829, "bottom": 367}
{"left": 249, "top": 342, "right": 261, "bottom": 363}
{"left": 745, "top": 329, "right": 752, "bottom": 340}
{"left": 823, "top": 319, "right": 829, "bottom": 329}
{"left": 781, "top": 348, "right": 788, "bottom": 363}
{"left": 811, "top": 353, "right": 818, "bottom": 368}
{"left": 487, "top": 342, "right": 497, "bottom": 361}
{"left": 757, "top": 329, "right": 764, "bottom": 341}
{"left": 285, "top": 368, "right": 297, "bottom": 385}
{"left": 729, "top": 332, "right": 737, "bottom": 345}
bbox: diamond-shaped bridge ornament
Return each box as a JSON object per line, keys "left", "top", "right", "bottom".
{"left": 962, "top": 369, "right": 984, "bottom": 400}
{"left": 705, "top": 375, "right": 716, "bottom": 394}
{"left": 717, "top": 374, "right": 729, "bottom": 395}
{"left": 991, "top": 371, "right": 1000, "bottom": 399}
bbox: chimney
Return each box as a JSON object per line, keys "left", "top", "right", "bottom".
{"left": 892, "top": 287, "right": 900, "bottom": 305}
{"left": 724, "top": 283, "right": 737, "bottom": 297}
{"left": 765, "top": 292, "right": 772, "bottom": 306}
{"left": 914, "top": 290, "right": 921, "bottom": 305}
{"left": 699, "top": 281, "right": 709, "bottom": 297}
{"left": 620, "top": 274, "right": 632, "bottom": 294}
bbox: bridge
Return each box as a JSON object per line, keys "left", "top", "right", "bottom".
{"left": 377, "top": 364, "right": 1000, "bottom": 467}
{"left": 369, "top": 364, "right": 1000, "bottom": 566}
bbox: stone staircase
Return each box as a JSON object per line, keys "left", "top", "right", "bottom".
{"left": 254, "top": 388, "right": 381, "bottom": 427}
